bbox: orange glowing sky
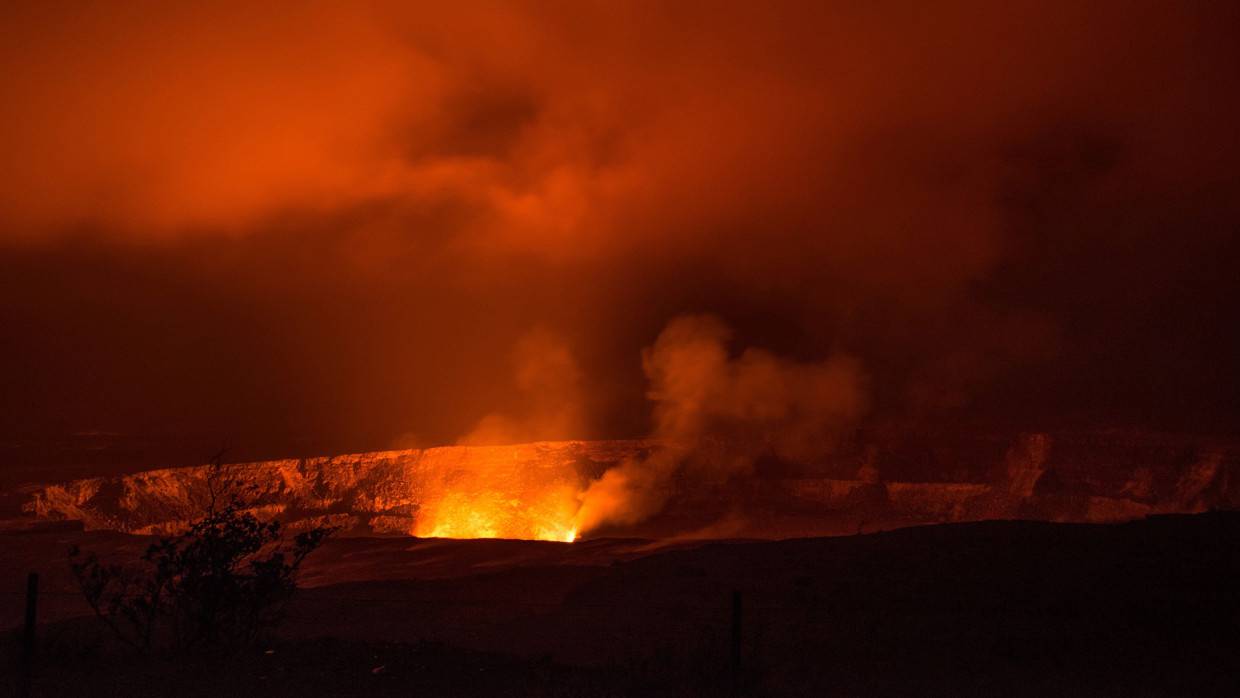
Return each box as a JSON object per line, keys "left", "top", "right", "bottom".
{"left": 2, "top": 1, "right": 1239, "bottom": 471}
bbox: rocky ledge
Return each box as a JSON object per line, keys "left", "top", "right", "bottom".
{"left": 9, "top": 433, "right": 1239, "bottom": 539}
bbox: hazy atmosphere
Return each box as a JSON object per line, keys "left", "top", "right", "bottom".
{"left": 4, "top": 1, "right": 1238, "bottom": 470}
{"left": 4, "top": 4, "right": 1240, "bottom": 696}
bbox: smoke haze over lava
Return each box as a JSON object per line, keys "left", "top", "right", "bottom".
{"left": 2, "top": 0, "right": 1239, "bottom": 494}
{"left": 7, "top": 10, "right": 1240, "bottom": 696}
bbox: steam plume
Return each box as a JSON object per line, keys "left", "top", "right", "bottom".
{"left": 575, "top": 315, "right": 866, "bottom": 533}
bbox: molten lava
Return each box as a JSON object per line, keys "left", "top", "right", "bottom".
{"left": 405, "top": 442, "right": 591, "bottom": 542}
{"left": 413, "top": 487, "right": 579, "bottom": 542}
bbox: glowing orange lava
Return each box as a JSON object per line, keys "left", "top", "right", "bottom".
{"left": 407, "top": 443, "right": 584, "bottom": 542}
{"left": 413, "top": 487, "right": 579, "bottom": 542}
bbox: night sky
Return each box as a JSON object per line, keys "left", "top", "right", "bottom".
{"left": 2, "top": 1, "right": 1239, "bottom": 470}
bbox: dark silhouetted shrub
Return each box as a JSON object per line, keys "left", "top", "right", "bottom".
{"left": 70, "top": 476, "right": 333, "bottom": 653}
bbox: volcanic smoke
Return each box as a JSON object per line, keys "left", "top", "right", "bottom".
{"left": 574, "top": 314, "right": 866, "bottom": 534}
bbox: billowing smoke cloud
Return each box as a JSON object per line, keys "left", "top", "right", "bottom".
{"left": 575, "top": 315, "right": 866, "bottom": 533}
{"left": 1, "top": 1, "right": 1238, "bottom": 471}
{"left": 457, "top": 328, "right": 586, "bottom": 446}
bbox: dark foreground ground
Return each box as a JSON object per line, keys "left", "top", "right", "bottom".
{"left": 4, "top": 512, "right": 1239, "bottom": 696}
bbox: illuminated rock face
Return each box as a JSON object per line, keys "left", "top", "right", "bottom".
{"left": 21, "top": 441, "right": 649, "bottom": 539}
{"left": 16, "top": 433, "right": 1240, "bottom": 540}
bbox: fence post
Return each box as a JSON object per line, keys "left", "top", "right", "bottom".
{"left": 730, "top": 589, "right": 743, "bottom": 694}
{"left": 19, "top": 571, "right": 39, "bottom": 698}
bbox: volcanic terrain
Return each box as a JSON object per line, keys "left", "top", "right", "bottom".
{"left": 3, "top": 431, "right": 1239, "bottom": 695}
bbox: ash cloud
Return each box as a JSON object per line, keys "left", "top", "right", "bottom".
{"left": 1, "top": 1, "right": 1238, "bottom": 470}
